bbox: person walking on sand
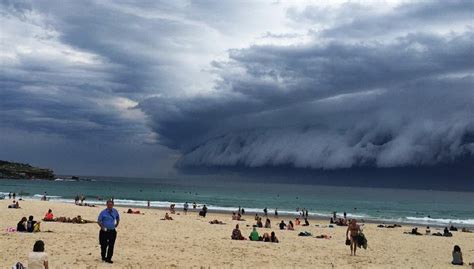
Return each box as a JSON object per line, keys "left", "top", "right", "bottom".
{"left": 147, "top": 200, "right": 150, "bottom": 209}
{"left": 346, "top": 219, "right": 361, "bottom": 256}
{"left": 98, "top": 200, "right": 120, "bottom": 263}
{"left": 275, "top": 208, "right": 278, "bottom": 216}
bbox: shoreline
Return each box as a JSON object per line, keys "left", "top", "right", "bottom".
{"left": 5, "top": 195, "right": 473, "bottom": 229}
{"left": 1, "top": 200, "right": 473, "bottom": 268}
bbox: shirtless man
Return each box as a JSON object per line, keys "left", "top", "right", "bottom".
{"left": 346, "top": 219, "right": 361, "bottom": 256}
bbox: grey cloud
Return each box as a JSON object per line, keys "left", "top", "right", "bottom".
{"left": 140, "top": 28, "right": 474, "bottom": 170}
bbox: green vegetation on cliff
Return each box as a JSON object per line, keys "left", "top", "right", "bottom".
{"left": 0, "top": 160, "right": 55, "bottom": 180}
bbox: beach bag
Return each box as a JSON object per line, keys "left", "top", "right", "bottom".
{"left": 345, "top": 239, "right": 351, "bottom": 245}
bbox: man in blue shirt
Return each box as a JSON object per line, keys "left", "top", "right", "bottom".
{"left": 98, "top": 199, "right": 120, "bottom": 263}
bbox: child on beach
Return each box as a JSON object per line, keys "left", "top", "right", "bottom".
{"left": 452, "top": 245, "right": 463, "bottom": 265}
{"left": 28, "top": 240, "right": 49, "bottom": 269}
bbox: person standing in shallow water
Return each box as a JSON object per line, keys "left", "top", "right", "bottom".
{"left": 97, "top": 200, "right": 120, "bottom": 263}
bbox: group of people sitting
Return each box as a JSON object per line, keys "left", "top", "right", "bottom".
{"left": 232, "top": 212, "right": 245, "bottom": 221}
{"left": 42, "top": 209, "right": 94, "bottom": 224}
{"left": 17, "top": 216, "right": 40, "bottom": 233}
{"left": 331, "top": 217, "right": 348, "bottom": 226}
{"left": 231, "top": 224, "right": 279, "bottom": 243}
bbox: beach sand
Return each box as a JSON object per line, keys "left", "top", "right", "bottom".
{"left": 1, "top": 200, "right": 473, "bottom": 268}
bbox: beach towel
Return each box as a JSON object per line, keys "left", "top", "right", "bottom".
{"left": 357, "top": 232, "right": 368, "bottom": 249}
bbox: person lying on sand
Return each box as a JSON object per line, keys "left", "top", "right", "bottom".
{"left": 125, "top": 209, "right": 143, "bottom": 214}
{"left": 461, "top": 227, "right": 472, "bottom": 233}
{"left": 161, "top": 213, "right": 173, "bottom": 220}
{"left": 209, "top": 219, "right": 225, "bottom": 224}
{"left": 231, "top": 224, "right": 246, "bottom": 240}
{"left": 52, "top": 216, "right": 95, "bottom": 224}
{"left": 76, "top": 203, "right": 95, "bottom": 207}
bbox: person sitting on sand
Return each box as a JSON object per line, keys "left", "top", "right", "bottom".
{"left": 237, "top": 213, "right": 245, "bottom": 221}
{"left": 161, "top": 213, "right": 173, "bottom": 220}
{"left": 302, "top": 218, "right": 310, "bottom": 226}
{"left": 295, "top": 218, "right": 301, "bottom": 225}
{"left": 8, "top": 200, "right": 20, "bottom": 209}
{"left": 262, "top": 232, "right": 271, "bottom": 242}
{"left": 28, "top": 240, "right": 49, "bottom": 269}
{"left": 287, "top": 221, "right": 295, "bottom": 230}
{"left": 256, "top": 217, "right": 263, "bottom": 228}
{"left": 452, "top": 245, "right": 463, "bottom": 265}
{"left": 425, "top": 226, "right": 431, "bottom": 235}
{"left": 232, "top": 212, "right": 238, "bottom": 220}
{"left": 249, "top": 227, "right": 261, "bottom": 241}
{"left": 409, "top": 227, "right": 422, "bottom": 235}
{"left": 279, "top": 220, "right": 287, "bottom": 230}
{"left": 265, "top": 218, "right": 271, "bottom": 228}
{"left": 270, "top": 231, "right": 279, "bottom": 243}
{"left": 27, "top": 216, "right": 40, "bottom": 233}
{"left": 450, "top": 225, "right": 458, "bottom": 232}
{"left": 17, "top": 217, "right": 27, "bottom": 232}
{"left": 43, "top": 209, "right": 54, "bottom": 221}
{"left": 231, "top": 224, "right": 245, "bottom": 240}
{"left": 444, "top": 227, "right": 453, "bottom": 237}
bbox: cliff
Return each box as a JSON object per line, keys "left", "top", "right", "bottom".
{"left": 0, "top": 160, "right": 55, "bottom": 180}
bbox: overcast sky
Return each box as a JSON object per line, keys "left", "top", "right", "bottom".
{"left": 1, "top": 0, "right": 473, "bottom": 177}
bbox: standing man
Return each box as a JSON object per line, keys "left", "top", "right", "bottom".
{"left": 183, "top": 202, "right": 189, "bottom": 215}
{"left": 346, "top": 219, "right": 361, "bottom": 256}
{"left": 98, "top": 200, "right": 120, "bottom": 263}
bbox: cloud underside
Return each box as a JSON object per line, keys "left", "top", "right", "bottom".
{"left": 1, "top": 0, "right": 474, "bottom": 173}
{"left": 141, "top": 30, "right": 474, "bottom": 170}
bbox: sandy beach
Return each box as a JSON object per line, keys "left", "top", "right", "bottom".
{"left": 1, "top": 200, "right": 473, "bottom": 268}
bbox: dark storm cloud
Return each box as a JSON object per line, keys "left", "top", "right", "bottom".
{"left": 140, "top": 1, "right": 474, "bottom": 169}
{"left": 1, "top": 0, "right": 473, "bottom": 175}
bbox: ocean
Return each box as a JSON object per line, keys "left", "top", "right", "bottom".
{"left": 1, "top": 177, "right": 473, "bottom": 228}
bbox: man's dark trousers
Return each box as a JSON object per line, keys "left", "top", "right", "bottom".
{"left": 99, "top": 229, "right": 117, "bottom": 261}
